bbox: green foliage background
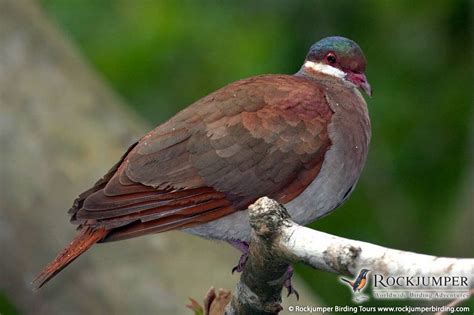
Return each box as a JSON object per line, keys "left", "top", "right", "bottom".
{"left": 22, "top": 0, "right": 472, "bottom": 311}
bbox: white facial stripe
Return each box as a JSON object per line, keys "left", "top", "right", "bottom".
{"left": 303, "top": 60, "right": 345, "bottom": 79}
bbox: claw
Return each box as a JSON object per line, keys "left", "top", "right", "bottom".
{"left": 228, "top": 240, "right": 300, "bottom": 300}
{"left": 285, "top": 282, "right": 300, "bottom": 300}
{"left": 228, "top": 240, "right": 250, "bottom": 274}
{"left": 284, "top": 265, "right": 299, "bottom": 300}
{"left": 231, "top": 252, "right": 248, "bottom": 274}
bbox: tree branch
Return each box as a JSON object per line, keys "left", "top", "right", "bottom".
{"left": 226, "top": 198, "right": 292, "bottom": 315}
{"left": 226, "top": 197, "right": 474, "bottom": 314}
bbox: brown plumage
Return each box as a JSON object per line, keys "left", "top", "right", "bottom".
{"left": 74, "top": 75, "right": 333, "bottom": 242}
{"left": 32, "top": 227, "right": 107, "bottom": 289}
{"left": 33, "top": 36, "right": 372, "bottom": 290}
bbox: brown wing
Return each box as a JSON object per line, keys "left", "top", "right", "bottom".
{"left": 72, "top": 75, "right": 333, "bottom": 242}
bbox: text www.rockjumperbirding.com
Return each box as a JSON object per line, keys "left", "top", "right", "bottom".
{"left": 286, "top": 305, "right": 471, "bottom": 313}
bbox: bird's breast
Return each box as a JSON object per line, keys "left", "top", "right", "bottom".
{"left": 284, "top": 87, "right": 371, "bottom": 225}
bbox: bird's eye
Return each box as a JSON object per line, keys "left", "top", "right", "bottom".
{"left": 326, "top": 53, "right": 337, "bottom": 64}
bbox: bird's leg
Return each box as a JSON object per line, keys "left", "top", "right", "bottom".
{"left": 284, "top": 265, "right": 300, "bottom": 300}
{"left": 228, "top": 240, "right": 249, "bottom": 274}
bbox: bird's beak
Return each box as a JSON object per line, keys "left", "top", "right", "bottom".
{"left": 347, "top": 72, "right": 372, "bottom": 97}
{"left": 360, "top": 80, "right": 372, "bottom": 97}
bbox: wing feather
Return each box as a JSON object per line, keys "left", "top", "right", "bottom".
{"left": 72, "top": 75, "right": 332, "bottom": 241}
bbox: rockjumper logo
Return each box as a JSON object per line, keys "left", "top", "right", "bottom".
{"left": 340, "top": 269, "right": 371, "bottom": 303}
{"left": 340, "top": 269, "right": 471, "bottom": 302}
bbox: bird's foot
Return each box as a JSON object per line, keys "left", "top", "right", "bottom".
{"left": 284, "top": 266, "right": 300, "bottom": 300}
{"left": 228, "top": 240, "right": 250, "bottom": 274}
{"left": 232, "top": 252, "right": 249, "bottom": 274}
{"left": 228, "top": 240, "right": 299, "bottom": 299}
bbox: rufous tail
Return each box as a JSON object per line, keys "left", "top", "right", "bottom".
{"left": 32, "top": 227, "right": 107, "bottom": 290}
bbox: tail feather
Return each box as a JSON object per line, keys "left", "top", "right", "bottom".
{"left": 32, "top": 227, "right": 107, "bottom": 290}
{"left": 341, "top": 278, "right": 353, "bottom": 286}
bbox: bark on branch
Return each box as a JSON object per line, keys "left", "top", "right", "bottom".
{"left": 225, "top": 197, "right": 474, "bottom": 314}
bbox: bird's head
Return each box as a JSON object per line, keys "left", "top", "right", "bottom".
{"left": 301, "top": 36, "right": 372, "bottom": 97}
{"left": 360, "top": 268, "right": 370, "bottom": 277}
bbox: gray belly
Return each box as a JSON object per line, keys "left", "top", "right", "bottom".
{"left": 284, "top": 129, "right": 365, "bottom": 225}
{"left": 181, "top": 210, "right": 251, "bottom": 241}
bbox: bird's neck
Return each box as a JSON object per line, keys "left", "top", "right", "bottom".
{"left": 295, "top": 61, "right": 346, "bottom": 81}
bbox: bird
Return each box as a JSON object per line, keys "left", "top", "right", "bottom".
{"left": 341, "top": 269, "right": 370, "bottom": 292}
{"left": 33, "top": 36, "right": 372, "bottom": 294}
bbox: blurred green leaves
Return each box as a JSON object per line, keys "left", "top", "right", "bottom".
{"left": 0, "top": 292, "right": 19, "bottom": 315}
{"left": 42, "top": 1, "right": 291, "bottom": 121}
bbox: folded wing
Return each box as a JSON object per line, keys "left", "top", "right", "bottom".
{"left": 71, "top": 75, "right": 333, "bottom": 242}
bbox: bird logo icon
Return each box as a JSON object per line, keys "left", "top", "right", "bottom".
{"left": 341, "top": 269, "right": 370, "bottom": 293}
